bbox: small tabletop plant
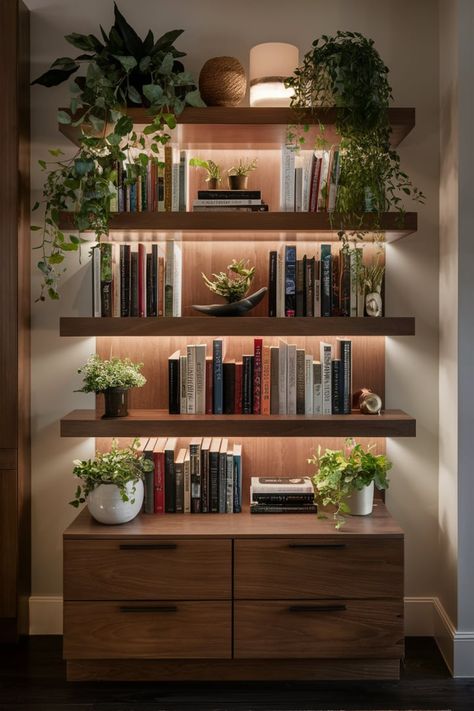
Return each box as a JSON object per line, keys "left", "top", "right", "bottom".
{"left": 189, "top": 158, "right": 222, "bottom": 188}
{"left": 202, "top": 259, "right": 255, "bottom": 303}
{"left": 227, "top": 158, "right": 257, "bottom": 190}
{"left": 70, "top": 438, "right": 153, "bottom": 508}
{"left": 77, "top": 354, "right": 146, "bottom": 392}
{"left": 309, "top": 439, "right": 392, "bottom": 529}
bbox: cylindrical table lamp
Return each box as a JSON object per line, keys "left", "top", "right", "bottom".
{"left": 249, "top": 42, "right": 299, "bottom": 107}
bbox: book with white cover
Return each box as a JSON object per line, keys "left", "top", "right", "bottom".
{"left": 172, "top": 241, "right": 182, "bottom": 317}
{"left": 313, "top": 361, "right": 322, "bottom": 414}
{"left": 278, "top": 339, "right": 288, "bottom": 414}
{"left": 287, "top": 344, "right": 297, "bottom": 415}
{"left": 280, "top": 145, "right": 296, "bottom": 211}
{"left": 186, "top": 344, "right": 196, "bottom": 414}
{"left": 320, "top": 342, "right": 332, "bottom": 415}
{"left": 112, "top": 243, "right": 120, "bottom": 317}
{"left": 194, "top": 343, "right": 207, "bottom": 414}
{"left": 179, "top": 354, "right": 187, "bottom": 414}
{"left": 251, "top": 476, "right": 313, "bottom": 495}
{"left": 172, "top": 147, "right": 180, "bottom": 212}
{"left": 305, "top": 354, "right": 314, "bottom": 415}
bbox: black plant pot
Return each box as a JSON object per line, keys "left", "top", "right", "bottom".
{"left": 103, "top": 387, "right": 129, "bottom": 418}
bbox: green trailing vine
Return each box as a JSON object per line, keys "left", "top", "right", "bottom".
{"left": 32, "top": 2, "right": 204, "bottom": 301}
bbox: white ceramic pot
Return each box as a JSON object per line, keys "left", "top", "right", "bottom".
{"left": 87, "top": 480, "right": 144, "bottom": 525}
{"left": 346, "top": 481, "right": 374, "bottom": 516}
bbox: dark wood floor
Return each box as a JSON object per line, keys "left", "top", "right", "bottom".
{"left": 0, "top": 636, "right": 472, "bottom": 711}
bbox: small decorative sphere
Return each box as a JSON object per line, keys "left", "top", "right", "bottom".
{"left": 199, "top": 56, "right": 247, "bottom": 107}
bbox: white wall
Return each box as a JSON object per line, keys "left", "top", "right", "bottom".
{"left": 28, "top": 0, "right": 440, "bottom": 636}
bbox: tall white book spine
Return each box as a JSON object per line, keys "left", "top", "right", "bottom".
{"left": 278, "top": 339, "right": 288, "bottom": 415}
{"left": 287, "top": 344, "right": 297, "bottom": 415}
{"left": 194, "top": 344, "right": 207, "bottom": 414}
{"left": 179, "top": 354, "right": 187, "bottom": 414}
{"left": 186, "top": 344, "right": 196, "bottom": 414}
{"left": 313, "top": 361, "right": 322, "bottom": 414}
{"left": 172, "top": 242, "right": 182, "bottom": 317}
{"left": 280, "top": 145, "right": 296, "bottom": 211}
{"left": 320, "top": 342, "right": 332, "bottom": 415}
{"left": 305, "top": 354, "right": 314, "bottom": 415}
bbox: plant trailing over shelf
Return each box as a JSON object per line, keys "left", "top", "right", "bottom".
{"left": 70, "top": 438, "right": 153, "bottom": 507}
{"left": 286, "top": 31, "right": 424, "bottom": 240}
{"left": 202, "top": 259, "right": 256, "bottom": 303}
{"left": 31, "top": 2, "right": 204, "bottom": 301}
{"left": 309, "top": 438, "right": 391, "bottom": 529}
{"left": 77, "top": 354, "right": 146, "bottom": 393}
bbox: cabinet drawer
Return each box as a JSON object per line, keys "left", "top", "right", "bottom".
{"left": 64, "top": 539, "right": 231, "bottom": 600}
{"left": 234, "top": 538, "right": 403, "bottom": 599}
{"left": 64, "top": 601, "right": 231, "bottom": 659}
{"left": 234, "top": 600, "right": 404, "bottom": 659}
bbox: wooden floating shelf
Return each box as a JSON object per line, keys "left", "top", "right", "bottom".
{"left": 60, "top": 409, "right": 416, "bottom": 438}
{"left": 59, "top": 317, "right": 415, "bottom": 338}
{"left": 58, "top": 106, "right": 415, "bottom": 149}
{"left": 58, "top": 211, "right": 417, "bottom": 241}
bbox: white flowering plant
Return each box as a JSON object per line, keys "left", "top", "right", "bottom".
{"left": 77, "top": 354, "right": 146, "bottom": 393}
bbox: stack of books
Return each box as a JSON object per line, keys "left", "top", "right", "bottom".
{"left": 141, "top": 437, "right": 243, "bottom": 514}
{"left": 268, "top": 243, "right": 369, "bottom": 318}
{"left": 192, "top": 189, "right": 268, "bottom": 212}
{"left": 250, "top": 476, "right": 316, "bottom": 514}
{"left": 92, "top": 241, "right": 182, "bottom": 318}
{"left": 280, "top": 145, "right": 341, "bottom": 212}
{"left": 168, "top": 337, "right": 352, "bottom": 416}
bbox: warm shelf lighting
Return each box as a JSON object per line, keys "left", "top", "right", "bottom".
{"left": 249, "top": 42, "right": 299, "bottom": 107}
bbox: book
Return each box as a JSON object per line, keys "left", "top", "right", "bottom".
{"left": 193, "top": 198, "right": 263, "bottom": 206}
{"left": 327, "top": 148, "right": 341, "bottom": 212}
{"left": 233, "top": 443, "right": 242, "bottom": 513}
{"left": 146, "top": 252, "right": 153, "bottom": 317}
{"left": 218, "top": 438, "right": 228, "bottom": 513}
{"left": 252, "top": 493, "right": 315, "bottom": 505}
{"left": 189, "top": 437, "right": 202, "bottom": 513}
{"left": 350, "top": 249, "right": 358, "bottom": 318}
{"left": 209, "top": 437, "right": 221, "bottom": 513}
{"left": 268, "top": 250, "right": 277, "bottom": 317}
{"left": 294, "top": 162, "right": 303, "bottom": 211}
{"left": 223, "top": 361, "right": 236, "bottom": 414}
{"left": 338, "top": 338, "right": 352, "bottom": 415}
{"left": 331, "top": 358, "right": 343, "bottom": 414}
{"left": 100, "top": 243, "right": 113, "bottom": 317}
{"left": 112, "top": 244, "right": 120, "bottom": 318}
{"left": 186, "top": 344, "right": 196, "bottom": 415}
{"left": 164, "top": 437, "right": 178, "bottom": 513}
{"left": 183, "top": 449, "right": 191, "bottom": 513}
{"left": 149, "top": 244, "right": 158, "bottom": 317}
{"left": 172, "top": 242, "right": 182, "bottom": 317}
{"left": 280, "top": 144, "right": 296, "bottom": 211}
{"left": 164, "top": 242, "right": 174, "bottom": 317}
{"left": 251, "top": 476, "right": 313, "bottom": 494}
{"left": 153, "top": 437, "right": 167, "bottom": 514}
{"left": 226, "top": 450, "right": 234, "bottom": 513}
{"left": 296, "top": 258, "right": 305, "bottom": 316}
{"left": 284, "top": 245, "right": 297, "bottom": 317}
{"left": 142, "top": 437, "right": 156, "bottom": 515}
{"left": 195, "top": 344, "right": 207, "bottom": 414}
{"left": 287, "top": 343, "right": 297, "bottom": 415}
{"left": 200, "top": 437, "right": 211, "bottom": 513}
{"left": 304, "top": 354, "right": 314, "bottom": 416}
{"left": 331, "top": 251, "right": 340, "bottom": 316}
{"left": 313, "top": 361, "right": 322, "bottom": 415}
{"left": 157, "top": 255, "right": 164, "bottom": 316}
{"left": 276, "top": 246, "right": 285, "bottom": 318}
{"left": 278, "top": 339, "right": 288, "bottom": 414}
{"left": 119, "top": 244, "right": 131, "bottom": 317}
{"left": 261, "top": 346, "right": 271, "bottom": 416}
{"left": 130, "top": 250, "right": 138, "bottom": 317}
{"left": 242, "top": 355, "right": 254, "bottom": 415}
{"left": 314, "top": 259, "right": 321, "bottom": 317}
{"left": 138, "top": 243, "right": 146, "bottom": 317}
{"left": 205, "top": 357, "right": 213, "bottom": 414}
{"left": 340, "top": 248, "right": 351, "bottom": 317}
{"left": 250, "top": 504, "right": 316, "bottom": 514}
{"left": 92, "top": 245, "right": 101, "bottom": 317}
{"left": 213, "top": 339, "right": 224, "bottom": 415}
{"left": 320, "top": 244, "right": 332, "bottom": 317}
{"left": 164, "top": 144, "right": 172, "bottom": 212}
{"left": 306, "top": 256, "right": 315, "bottom": 317}
{"left": 168, "top": 350, "right": 180, "bottom": 414}
{"left": 253, "top": 338, "right": 263, "bottom": 414}
{"left": 175, "top": 447, "right": 186, "bottom": 513}
{"left": 234, "top": 361, "right": 243, "bottom": 414}
{"left": 270, "top": 346, "right": 280, "bottom": 414}
{"left": 192, "top": 204, "right": 268, "bottom": 212}
{"left": 296, "top": 348, "right": 306, "bottom": 415}
{"left": 198, "top": 190, "right": 262, "bottom": 200}
{"left": 320, "top": 342, "right": 332, "bottom": 415}
{"left": 179, "top": 354, "right": 187, "bottom": 414}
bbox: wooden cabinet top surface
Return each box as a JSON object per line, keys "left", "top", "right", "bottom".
{"left": 64, "top": 501, "right": 403, "bottom": 541}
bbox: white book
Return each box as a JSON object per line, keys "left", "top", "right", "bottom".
{"left": 178, "top": 150, "right": 188, "bottom": 212}
{"left": 280, "top": 144, "right": 296, "bottom": 211}
{"left": 112, "top": 244, "right": 120, "bottom": 318}
{"left": 314, "top": 259, "right": 321, "bottom": 317}
{"left": 302, "top": 151, "right": 314, "bottom": 212}
{"left": 226, "top": 451, "right": 234, "bottom": 514}
{"left": 317, "top": 150, "right": 331, "bottom": 212}
{"left": 251, "top": 476, "right": 313, "bottom": 495}
{"left": 172, "top": 148, "right": 180, "bottom": 212}
{"left": 194, "top": 343, "right": 207, "bottom": 414}
{"left": 276, "top": 246, "right": 285, "bottom": 318}
{"left": 313, "top": 361, "right": 322, "bottom": 414}
{"left": 183, "top": 449, "right": 191, "bottom": 513}
{"left": 278, "top": 339, "right": 288, "bottom": 415}
{"left": 92, "top": 245, "right": 101, "bottom": 317}
{"left": 193, "top": 198, "right": 263, "bottom": 206}
{"left": 186, "top": 344, "right": 196, "bottom": 414}
{"left": 172, "top": 241, "right": 182, "bottom": 317}
{"left": 320, "top": 342, "right": 332, "bottom": 415}
{"left": 304, "top": 354, "right": 314, "bottom": 415}
{"left": 179, "top": 354, "right": 187, "bottom": 414}
{"left": 287, "top": 344, "right": 297, "bottom": 415}
{"left": 350, "top": 249, "right": 358, "bottom": 317}
{"left": 294, "top": 160, "right": 303, "bottom": 212}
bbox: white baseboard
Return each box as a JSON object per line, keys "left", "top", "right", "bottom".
{"left": 29, "top": 596, "right": 63, "bottom": 635}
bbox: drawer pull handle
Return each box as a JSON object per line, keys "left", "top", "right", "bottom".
{"left": 287, "top": 604, "right": 347, "bottom": 613}
{"left": 119, "top": 606, "right": 178, "bottom": 614}
{"left": 119, "top": 544, "right": 177, "bottom": 550}
{"left": 288, "top": 543, "right": 346, "bottom": 549}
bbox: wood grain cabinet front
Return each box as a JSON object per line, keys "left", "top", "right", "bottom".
{"left": 64, "top": 539, "right": 231, "bottom": 601}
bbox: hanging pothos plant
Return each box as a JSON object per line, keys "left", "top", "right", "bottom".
{"left": 32, "top": 2, "right": 204, "bottom": 300}
{"left": 285, "top": 31, "right": 425, "bottom": 241}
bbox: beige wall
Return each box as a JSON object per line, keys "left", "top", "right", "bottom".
{"left": 28, "top": 0, "right": 440, "bottom": 622}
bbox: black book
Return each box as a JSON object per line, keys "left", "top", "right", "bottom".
{"left": 223, "top": 361, "right": 236, "bottom": 414}
{"left": 284, "top": 245, "right": 297, "bottom": 317}
{"left": 250, "top": 504, "right": 316, "bottom": 514}
{"left": 296, "top": 258, "right": 305, "bottom": 317}
{"left": 331, "top": 252, "right": 340, "bottom": 316}
{"left": 338, "top": 339, "right": 352, "bottom": 414}
{"left": 331, "top": 359, "right": 343, "bottom": 414}
{"left": 100, "top": 244, "right": 113, "bottom": 317}
{"left": 164, "top": 438, "right": 177, "bottom": 513}
{"left": 146, "top": 253, "right": 153, "bottom": 317}
{"left": 168, "top": 350, "right": 180, "bottom": 414}
{"left": 320, "top": 244, "right": 332, "bottom": 317}
{"left": 197, "top": 190, "right": 262, "bottom": 200}
{"left": 242, "top": 355, "right": 254, "bottom": 415}
{"left": 130, "top": 251, "right": 139, "bottom": 317}
{"left": 209, "top": 438, "right": 221, "bottom": 513}
{"left": 340, "top": 249, "right": 351, "bottom": 317}
{"left": 252, "top": 493, "right": 315, "bottom": 505}
{"left": 306, "top": 256, "right": 315, "bottom": 317}
{"left": 268, "top": 250, "right": 277, "bottom": 317}
{"left": 119, "top": 244, "right": 130, "bottom": 317}
{"left": 200, "top": 438, "right": 211, "bottom": 514}
{"left": 150, "top": 244, "right": 158, "bottom": 317}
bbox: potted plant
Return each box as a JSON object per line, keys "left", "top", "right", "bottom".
{"left": 193, "top": 259, "right": 267, "bottom": 316}
{"left": 70, "top": 439, "right": 153, "bottom": 524}
{"left": 77, "top": 354, "right": 146, "bottom": 417}
{"left": 227, "top": 158, "right": 257, "bottom": 190}
{"left": 189, "top": 157, "right": 222, "bottom": 189}
{"left": 31, "top": 3, "right": 204, "bottom": 301}
{"left": 309, "top": 439, "right": 392, "bottom": 529}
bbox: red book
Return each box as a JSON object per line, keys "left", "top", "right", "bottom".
{"left": 234, "top": 361, "right": 243, "bottom": 414}
{"left": 138, "top": 243, "right": 146, "bottom": 317}
{"left": 253, "top": 338, "right": 263, "bottom": 415}
{"left": 205, "top": 357, "right": 213, "bottom": 415}
{"left": 309, "top": 157, "right": 322, "bottom": 212}
{"left": 153, "top": 441, "right": 165, "bottom": 514}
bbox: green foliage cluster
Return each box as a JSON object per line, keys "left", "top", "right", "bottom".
{"left": 309, "top": 438, "right": 392, "bottom": 528}
{"left": 70, "top": 438, "right": 153, "bottom": 507}
{"left": 77, "top": 354, "right": 146, "bottom": 393}
{"left": 202, "top": 259, "right": 256, "bottom": 303}
{"left": 227, "top": 158, "right": 258, "bottom": 177}
{"left": 32, "top": 3, "right": 204, "bottom": 300}
{"left": 189, "top": 158, "right": 222, "bottom": 183}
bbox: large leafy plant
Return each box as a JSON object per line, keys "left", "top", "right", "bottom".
{"left": 77, "top": 354, "right": 146, "bottom": 392}
{"left": 32, "top": 3, "right": 204, "bottom": 300}
{"left": 286, "top": 31, "right": 424, "bottom": 239}
{"left": 70, "top": 438, "right": 153, "bottom": 507}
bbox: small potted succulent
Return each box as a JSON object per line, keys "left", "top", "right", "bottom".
{"left": 189, "top": 157, "right": 222, "bottom": 189}
{"left": 193, "top": 259, "right": 267, "bottom": 316}
{"left": 309, "top": 439, "right": 392, "bottom": 529}
{"left": 70, "top": 439, "right": 153, "bottom": 524}
{"left": 77, "top": 354, "right": 146, "bottom": 417}
{"left": 227, "top": 158, "right": 257, "bottom": 190}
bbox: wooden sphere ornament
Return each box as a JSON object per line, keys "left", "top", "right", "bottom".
{"left": 357, "top": 388, "right": 383, "bottom": 415}
{"left": 199, "top": 56, "right": 247, "bottom": 107}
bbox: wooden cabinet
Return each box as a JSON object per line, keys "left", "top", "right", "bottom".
{"left": 63, "top": 504, "right": 404, "bottom": 681}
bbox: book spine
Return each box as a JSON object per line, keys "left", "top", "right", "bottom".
{"left": 201, "top": 447, "right": 209, "bottom": 513}
{"left": 186, "top": 344, "right": 196, "bottom": 414}
{"left": 309, "top": 156, "right": 322, "bottom": 212}
{"left": 320, "top": 244, "right": 332, "bottom": 317}
{"left": 172, "top": 243, "right": 182, "bottom": 317}
{"left": 223, "top": 362, "right": 236, "bottom": 415}
{"left": 306, "top": 257, "right": 314, "bottom": 317}
{"left": 179, "top": 355, "right": 187, "bottom": 414}
{"left": 320, "top": 344, "right": 332, "bottom": 415}
{"left": 296, "top": 349, "right": 306, "bottom": 415}
{"left": 157, "top": 256, "right": 164, "bottom": 317}
{"left": 213, "top": 340, "right": 223, "bottom": 415}
{"left": 192, "top": 205, "right": 268, "bottom": 212}
{"left": 117, "top": 162, "right": 125, "bottom": 212}
{"left": 146, "top": 253, "right": 153, "bottom": 317}
{"left": 252, "top": 494, "right": 315, "bottom": 504}
{"left": 138, "top": 243, "right": 146, "bottom": 318}
{"left": 218, "top": 449, "right": 227, "bottom": 513}
{"left": 168, "top": 357, "right": 180, "bottom": 414}
{"left": 331, "top": 252, "right": 340, "bottom": 316}
{"left": 304, "top": 354, "right": 314, "bottom": 416}
{"left": 172, "top": 156, "right": 180, "bottom": 212}
{"left": 205, "top": 358, "right": 213, "bottom": 414}
{"left": 198, "top": 190, "right": 261, "bottom": 199}
{"left": 100, "top": 244, "right": 113, "bottom": 317}
{"left": 112, "top": 245, "right": 120, "bottom": 318}
{"left": 193, "top": 199, "right": 263, "bottom": 206}
{"left": 268, "top": 251, "right": 277, "bottom": 317}
{"left": 280, "top": 145, "right": 296, "bottom": 211}
{"left": 119, "top": 244, "right": 130, "bottom": 317}
{"left": 209, "top": 452, "right": 219, "bottom": 513}
{"left": 183, "top": 455, "right": 191, "bottom": 513}
{"left": 195, "top": 345, "right": 206, "bottom": 414}
{"left": 261, "top": 346, "right": 271, "bottom": 416}
{"left": 233, "top": 452, "right": 242, "bottom": 514}
{"left": 340, "top": 249, "right": 351, "bottom": 317}
{"left": 175, "top": 460, "right": 184, "bottom": 513}
{"left": 234, "top": 362, "right": 243, "bottom": 414}
{"left": 339, "top": 339, "right": 352, "bottom": 414}
{"left": 287, "top": 344, "right": 297, "bottom": 415}
{"left": 356, "top": 248, "right": 365, "bottom": 316}
{"left": 179, "top": 150, "right": 187, "bottom": 212}
{"left": 251, "top": 505, "right": 316, "bottom": 514}
{"left": 153, "top": 451, "right": 165, "bottom": 514}
{"left": 225, "top": 453, "right": 234, "bottom": 513}
{"left": 242, "top": 355, "right": 254, "bottom": 415}
{"left": 143, "top": 448, "right": 154, "bottom": 515}
{"left": 164, "top": 145, "right": 172, "bottom": 212}
{"left": 317, "top": 151, "right": 330, "bottom": 212}
{"left": 314, "top": 259, "right": 321, "bottom": 317}
{"left": 164, "top": 243, "right": 173, "bottom": 317}
{"left": 278, "top": 341, "right": 287, "bottom": 415}
{"left": 331, "top": 359, "right": 342, "bottom": 414}
{"left": 164, "top": 450, "right": 175, "bottom": 513}
{"left": 92, "top": 245, "right": 101, "bottom": 317}
{"left": 130, "top": 251, "right": 138, "bottom": 317}
{"left": 350, "top": 249, "right": 358, "bottom": 317}
{"left": 190, "top": 444, "right": 201, "bottom": 513}
{"left": 276, "top": 250, "right": 285, "bottom": 318}
{"left": 270, "top": 347, "right": 279, "bottom": 414}
{"left": 149, "top": 244, "right": 158, "bottom": 317}
{"left": 137, "top": 174, "right": 142, "bottom": 213}
{"left": 296, "top": 259, "right": 304, "bottom": 317}
{"left": 327, "top": 148, "right": 341, "bottom": 212}
{"left": 313, "top": 362, "right": 322, "bottom": 414}
{"left": 253, "top": 338, "right": 263, "bottom": 414}
{"left": 130, "top": 181, "right": 137, "bottom": 212}
{"left": 284, "top": 245, "right": 297, "bottom": 317}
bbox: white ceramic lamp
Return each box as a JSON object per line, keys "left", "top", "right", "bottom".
{"left": 249, "top": 42, "right": 299, "bottom": 107}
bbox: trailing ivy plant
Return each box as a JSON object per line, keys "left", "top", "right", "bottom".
{"left": 32, "top": 2, "right": 204, "bottom": 300}
{"left": 286, "top": 31, "right": 424, "bottom": 240}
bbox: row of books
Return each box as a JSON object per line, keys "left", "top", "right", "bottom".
{"left": 250, "top": 476, "right": 316, "bottom": 514}
{"left": 141, "top": 437, "right": 243, "bottom": 514}
{"left": 92, "top": 242, "right": 182, "bottom": 318}
{"left": 280, "top": 146, "right": 340, "bottom": 212}
{"left": 191, "top": 189, "right": 269, "bottom": 212}
{"left": 268, "top": 244, "right": 371, "bottom": 318}
{"left": 168, "top": 338, "right": 352, "bottom": 416}
{"left": 110, "top": 146, "right": 187, "bottom": 213}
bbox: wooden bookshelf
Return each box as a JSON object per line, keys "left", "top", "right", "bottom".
{"left": 60, "top": 409, "right": 415, "bottom": 438}
{"left": 60, "top": 317, "right": 415, "bottom": 338}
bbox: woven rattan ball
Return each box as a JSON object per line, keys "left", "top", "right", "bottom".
{"left": 199, "top": 56, "right": 247, "bottom": 107}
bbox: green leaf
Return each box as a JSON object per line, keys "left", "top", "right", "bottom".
{"left": 74, "top": 158, "right": 94, "bottom": 176}
{"left": 113, "top": 2, "right": 143, "bottom": 56}
{"left": 37, "top": 261, "right": 49, "bottom": 274}
{"left": 142, "top": 124, "right": 157, "bottom": 135}
{"left": 185, "top": 89, "right": 205, "bottom": 108}
{"left": 57, "top": 110, "right": 72, "bottom": 125}
{"left": 48, "top": 252, "right": 65, "bottom": 264}
{"left": 89, "top": 114, "right": 105, "bottom": 133}
{"left": 163, "top": 113, "right": 177, "bottom": 129}
{"left": 158, "top": 52, "right": 174, "bottom": 75}
{"left": 128, "top": 85, "right": 142, "bottom": 104}
{"left": 65, "top": 32, "right": 97, "bottom": 52}
{"left": 32, "top": 202, "right": 40, "bottom": 211}
{"left": 152, "top": 29, "right": 184, "bottom": 54}
{"left": 139, "top": 55, "right": 151, "bottom": 72}
{"left": 30, "top": 224, "right": 41, "bottom": 230}
{"left": 31, "top": 64, "right": 79, "bottom": 87}
{"left": 38, "top": 159, "right": 47, "bottom": 170}
{"left": 69, "top": 234, "right": 81, "bottom": 244}
{"left": 113, "top": 55, "right": 137, "bottom": 73}
{"left": 143, "top": 84, "right": 163, "bottom": 104}
{"left": 48, "top": 287, "right": 60, "bottom": 300}
{"left": 114, "top": 114, "right": 134, "bottom": 136}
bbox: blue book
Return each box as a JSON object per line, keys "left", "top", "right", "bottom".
{"left": 320, "top": 244, "right": 332, "bottom": 317}
{"left": 213, "top": 339, "right": 224, "bottom": 414}
{"left": 284, "top": 245, "right": 297, "bottom": 317}
{"left": 233, "top": 444, "right": 242, "bottom": 513}
{"left": 130, "top": 181, "right": 137, "bottom": 212}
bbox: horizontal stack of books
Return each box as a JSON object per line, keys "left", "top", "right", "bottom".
{"left": 92, "top": 242, "right": 182, "bottom": 318}
{"left": 280, "top": 145, "right": 341, "bottom": 212}
{"left": 268, "top": 243, "right": 370, "bottom": 318}
{"left": 192, "top": 189, "right": 268, "bottom": 212}
{"left": 168, "top": 337, "right": 352, "bottom": 416}
{"left": 250, "top": 476, "right": 316, "bottom": 514}
{"left": 141, "top": 437, "right": 242, "bottom": 514}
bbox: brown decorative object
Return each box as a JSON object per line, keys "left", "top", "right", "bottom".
{"left": 229, "top": 174, "right": 248, "bottom": 190}
{"left": 199, "top": 56, "right": 247, "bottom": 107}
{"left": 357, "top": 388, "right": 383, "bottom": 415}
